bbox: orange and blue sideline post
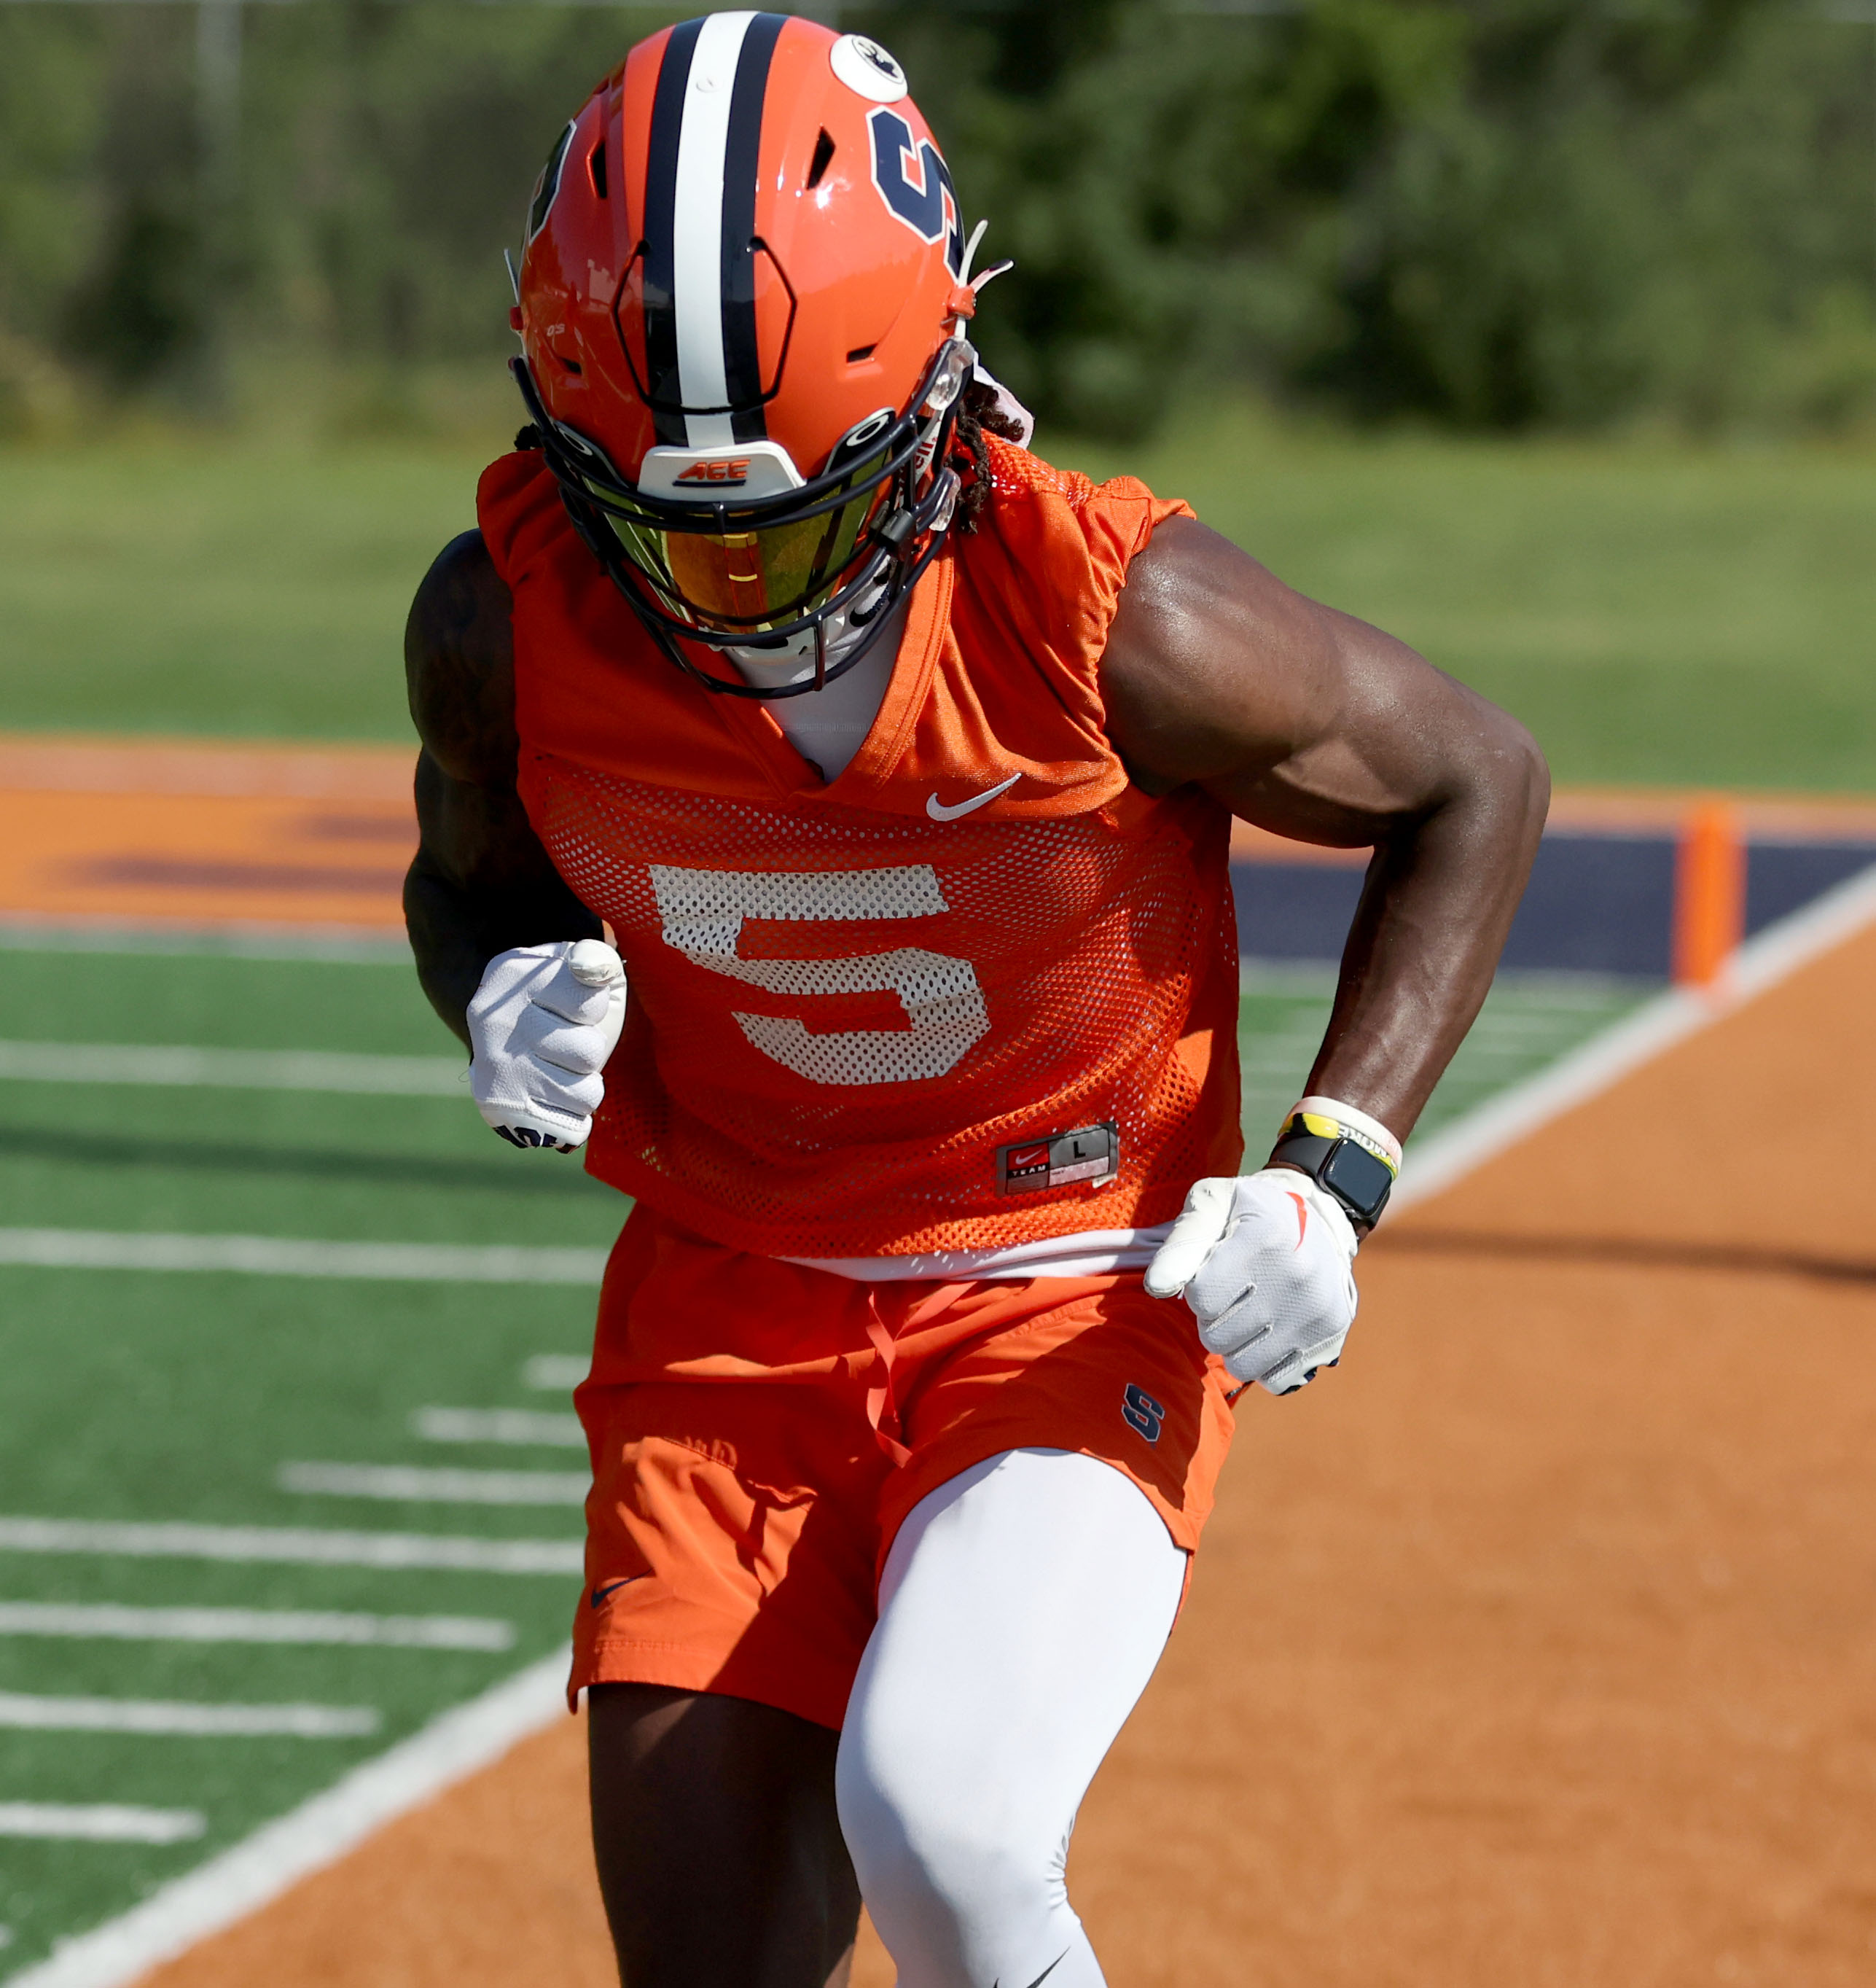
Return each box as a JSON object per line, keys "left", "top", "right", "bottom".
{"left": 1672, "top": 800, "right": 1746, "bottom": 989}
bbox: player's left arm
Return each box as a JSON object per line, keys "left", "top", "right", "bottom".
{"left": 1103, "top": 513, "right": 1548, "bottom": 1138}
{"left": 1103, "top": 515, "right": 1549, "bottom": 1392}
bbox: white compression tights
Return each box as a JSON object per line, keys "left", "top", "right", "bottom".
{"left": 835, "top": 1449, "right": 1187, "bottom": 1988}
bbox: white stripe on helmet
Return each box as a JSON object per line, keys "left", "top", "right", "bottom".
{"left": 671, "top": 10, "right": 758, "bottom": 449}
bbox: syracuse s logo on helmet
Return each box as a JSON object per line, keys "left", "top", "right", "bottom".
{"left": 867, "top": 107, "right": 964, "bottom": 279}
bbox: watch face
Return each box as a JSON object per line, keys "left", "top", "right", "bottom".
{"left": 1321, "top": 1139, "right": 1394, "bottom": 1222}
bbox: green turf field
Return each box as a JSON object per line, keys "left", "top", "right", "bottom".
{"left": 0, "top": 933, "right": 1642, "bottom": 1973}
{"left": 0, "top": 939, "right": 619, "bottom": 1973}
{"left": 1, "top": 409, "right": 1872, "bottom": 788}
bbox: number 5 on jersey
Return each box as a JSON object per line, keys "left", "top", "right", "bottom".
{"left": 650, "top": 864, "right": 990, "bottom": 1087}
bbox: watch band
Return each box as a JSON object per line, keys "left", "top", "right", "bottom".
{"left": 1267, "top": 1105, "right": 1399, "bottom": 1229}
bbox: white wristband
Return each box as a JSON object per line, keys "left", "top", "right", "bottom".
{"left": 1290, "top": 1095, "right": 1403, "bottom": 1172}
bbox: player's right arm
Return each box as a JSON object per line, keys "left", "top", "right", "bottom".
{"left": 404, "top": 530, "right": 598, "bottom": 1043}
{"left": 404, "top": 531, "right": 624, "bottom": 1151}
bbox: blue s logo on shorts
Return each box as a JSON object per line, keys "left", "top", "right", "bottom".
{"left": 1121, "top": 1383, "right": 1164, "bottom": 1444}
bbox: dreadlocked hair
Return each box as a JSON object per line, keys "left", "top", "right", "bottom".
{"left": 947, "top": 378, "right": 1028, "bottom": 532}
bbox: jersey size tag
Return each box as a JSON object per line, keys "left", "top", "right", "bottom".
{"left": 996, "top": 1121, "right": 1119, "bottom": 1196}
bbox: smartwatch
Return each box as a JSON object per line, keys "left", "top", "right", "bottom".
{"left": 1267, "top": 1112, "right": 1396, "bottom": 1230}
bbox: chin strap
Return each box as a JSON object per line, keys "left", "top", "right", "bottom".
{"left": 726, "top": 571, "right": 892, "bottom": 687}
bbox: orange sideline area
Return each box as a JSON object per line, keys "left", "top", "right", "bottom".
{"left": 0, "top": 734, "right": 413, "bottom": 933}
{"left": 6, "top": 732, "right": 1876, "bottom": 932}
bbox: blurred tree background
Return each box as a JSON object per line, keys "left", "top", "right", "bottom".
{"left": 0, "top": 0, "right": 1873, "bottom": 440}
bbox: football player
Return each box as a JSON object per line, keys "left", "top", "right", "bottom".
{"left": 404, "top": 17, "right": 1547, "bottom": 1986}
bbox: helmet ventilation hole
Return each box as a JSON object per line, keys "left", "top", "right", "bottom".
{"left": 589, "top": 141, "right": 608, "bottom": 200}
{"left": 845, "top": 345, "right": 876, "bottom": 365}
{"left": 805, "top": 129, "right": 836, "bottom": 190}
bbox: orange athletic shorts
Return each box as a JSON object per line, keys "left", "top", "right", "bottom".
{"left": 570, "top": 1203, "right": 1238, "bottom": 1731}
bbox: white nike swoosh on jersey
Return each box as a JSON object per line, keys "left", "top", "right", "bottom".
{"left": 925, "top": 772, "right": 1022, "bottom": 822}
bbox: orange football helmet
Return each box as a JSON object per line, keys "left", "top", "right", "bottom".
{"left": 512, "top": 14, "right": 990, "bottom": 695}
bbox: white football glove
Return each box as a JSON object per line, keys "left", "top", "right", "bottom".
{"left": 467, "top": 939, "right": 626, "bottom": 1153}
{"left": 1144, "top": 1169, "right": 1360, "bottom": 1395}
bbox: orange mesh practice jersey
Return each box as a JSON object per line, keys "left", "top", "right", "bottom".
{"left": 478, "top": 436, "right": 1243, "bottom": 1259}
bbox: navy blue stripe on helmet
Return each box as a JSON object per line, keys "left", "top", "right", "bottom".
{"left": 641, "top": 15, "right": 703, "bottom": 445}
{"left": 722, "top": 13, "right": 786, "bottom": 443}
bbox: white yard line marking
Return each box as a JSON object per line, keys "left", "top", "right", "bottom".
{"left": 1394, "top": 859, "right": 1876, "bottom": 1212}
{"left": 0, "top": 1805, "right": 205, "bottom": 1847}
{"left": 413, "top": 1407, "right": 586, "bottom": 1449}
{"left": 0, "top": 1603, "right": 515, "bottom": 1651}
{"left": 0, "top": 1518, "right": 581, "bottom": 1576}
{"left": 2, "top": 1648, "right": 568, "bottom": 1988}
{"left": 523, "top": 1354, "right": 590, "bottom": 1392}
{"left": 0, "top": 1040, "right": 464, "bottom": 1096}
{"left": 0, "top": 1694, "right": 378, "bottom": 1740}
{"left": 278, "top": 1464, "right": 589, "bottom": 1508}
{"left": 0, "top": 1232, "right": 608, "bottom": 1285}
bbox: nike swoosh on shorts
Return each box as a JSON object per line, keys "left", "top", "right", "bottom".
{"left": 925, "top": 771, "right": 1022, "bottom": 822}
{"left": 590, "top": 1576, "right": 644, "bottom": 1609}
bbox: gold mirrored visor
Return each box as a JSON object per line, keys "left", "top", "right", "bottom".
{"left": 606, "top": 492, "right": 878, "bottom": 628}
{"left": 572, "top": 460, "right": 890, "bottom": 633}
{"left": 510, "top": 345, "right": 974, "bottom": 637}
